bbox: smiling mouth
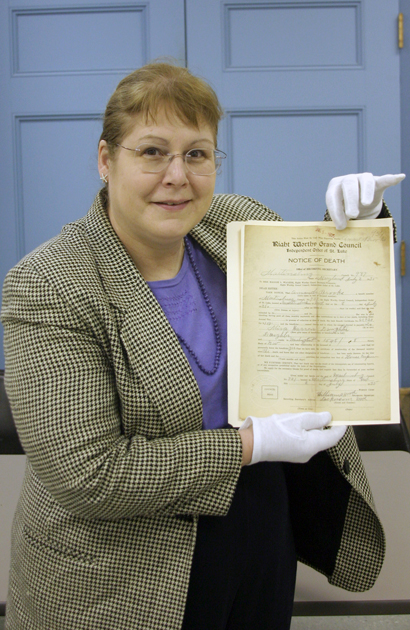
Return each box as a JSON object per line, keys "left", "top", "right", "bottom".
{"left": 153, "top": 200, "right": 191, "bottom": 210}
{"left": 156, "top": 201, "right": 190, "bottom": 205}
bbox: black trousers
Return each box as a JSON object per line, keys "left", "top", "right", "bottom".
{"left": 181, "top": 462, "right": 297, "bottom": 630}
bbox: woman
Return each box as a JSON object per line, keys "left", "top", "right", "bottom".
{"left": 1, "top": 62, "right": 403, "bottom": 630}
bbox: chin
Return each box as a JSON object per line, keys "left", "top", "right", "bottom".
{"left": 155, "top": 220, "right": 195, "bottom": 240}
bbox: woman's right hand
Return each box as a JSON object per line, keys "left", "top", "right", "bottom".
{"left": 239, "top": 412, "right": 346, "bottom": 465}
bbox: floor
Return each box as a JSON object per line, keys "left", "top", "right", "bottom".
{"left": 290, "top": 616, "right": 410, "bottom": 629}
{"left": 1, "top": 616, "right": 409, "bottom": 629}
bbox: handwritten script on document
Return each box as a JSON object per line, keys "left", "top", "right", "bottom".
{"left": 228, "top": 220, "right": 399, "bottom": 426}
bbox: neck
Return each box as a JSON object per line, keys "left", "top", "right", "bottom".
{"left": 133, "top": 239, "right": 185, "bottom": 281}
{"left": 117, "top": 229, "right": 185, "bottom": 281}
{"left": 107, "top": 206, "right": 186, "bottom": 280}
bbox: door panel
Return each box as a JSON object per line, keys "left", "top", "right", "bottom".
{"left": 12, "top": 6, "right": 148, "bottom": 74}
{"left": 0, "top": 0, "right": 186, "bottom": 367}
{"left": 186, "top": 0, "right": 403, "bottom": 374}
{"left": 225, "top": 109, "right": 361, "bottom": 222}
{"left": 16, "top": 116, "right": 104, "bottom": 253}
{"left": 225, "top": 3, "right": 360, "bottom": 69}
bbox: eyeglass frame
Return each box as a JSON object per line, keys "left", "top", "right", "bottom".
{"left": 114, "top": 143, "right": 227, "bottom": 176}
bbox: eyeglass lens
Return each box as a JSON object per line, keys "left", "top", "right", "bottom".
{"left": 135, "top": 144, "right": 223, "bottom": 175}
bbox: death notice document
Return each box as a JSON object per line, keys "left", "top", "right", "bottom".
{"left": 227, "top": 220, "right": 399, "bottom": 426}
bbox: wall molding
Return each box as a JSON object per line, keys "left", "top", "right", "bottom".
{"left": 224, "top": 107, "right": 366, "bottom": 194}
{"left": 12, "top": 113, "right": 102, "bottom": 259}
{"left": 10, "top": 3, "right": 148, "bottom": 77}
{"left": 222, "top": 0, "right": 363, "bottom": 71}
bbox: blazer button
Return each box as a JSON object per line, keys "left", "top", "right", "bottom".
{"left": 343, "top": 459, "right": 350, "bottom": 475}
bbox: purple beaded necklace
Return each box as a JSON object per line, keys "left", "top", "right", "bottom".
{"left": 175, "top": 237, "right": 222, "bottom": 376}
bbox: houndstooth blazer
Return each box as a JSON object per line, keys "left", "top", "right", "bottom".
{"left": 1, "top": 192, "right": 386, "bottom": 630}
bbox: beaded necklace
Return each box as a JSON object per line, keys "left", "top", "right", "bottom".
{"left": 175, "top": 237, "right": 222, "bottom": 376}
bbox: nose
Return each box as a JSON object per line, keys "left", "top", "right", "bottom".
{"left": 162, "top": 154, "right": 189, "bottom": 185}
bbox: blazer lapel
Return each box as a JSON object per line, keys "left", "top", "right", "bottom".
{"left": 84, "top": 193, "right": 203, "bottom": 437}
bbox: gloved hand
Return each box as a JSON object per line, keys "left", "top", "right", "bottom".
{"left": 326, "top": 172, "right": 405, "bottom": 230}
{"left": 240, "top": 411, "right": 346, "bottom": 465}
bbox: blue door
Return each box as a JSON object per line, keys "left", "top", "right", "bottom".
{"left": 186, "top": 0, "right": 403, "bottom": 377}
{"left": 0, "top": 0, "right": 186, "bottom": 366}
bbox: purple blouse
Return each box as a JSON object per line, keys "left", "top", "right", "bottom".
{"left": 148, "top": 236, "right": 228, "bottom": 429}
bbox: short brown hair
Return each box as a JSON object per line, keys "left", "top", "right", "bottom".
{"left": 100, "top": 61, "right": 223, "bottom": 155}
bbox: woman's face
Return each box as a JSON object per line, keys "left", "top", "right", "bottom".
{"left": 98, "top": 110, "right": 217, "bottom": 251}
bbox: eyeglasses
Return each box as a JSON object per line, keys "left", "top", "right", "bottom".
{"left": 115, "top": 143, "right": 227, "bottom": 176}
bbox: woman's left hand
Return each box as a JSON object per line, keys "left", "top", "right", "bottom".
{"left": 326, "top": 172, "right": 405, "bottom": 230}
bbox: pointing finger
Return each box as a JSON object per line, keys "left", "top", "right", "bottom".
{"left": 374, "top": 173, "right": 406, "bottom": 192}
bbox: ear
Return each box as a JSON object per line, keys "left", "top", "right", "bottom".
{"left": 98, "top": 140, "right": 110, "bottom": 178}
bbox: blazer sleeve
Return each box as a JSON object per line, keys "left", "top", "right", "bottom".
{"left": 1, "top": 261, "right": 243, "bottom": 521}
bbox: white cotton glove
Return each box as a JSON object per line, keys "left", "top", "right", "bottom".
{"left": 326, "top": 173, "right": 405, "bottom": 230}
{"left": 240, "top": 411, "right": 346, "bottom": 465}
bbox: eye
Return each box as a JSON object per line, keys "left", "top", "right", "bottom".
{"left": 186, "top": 148, "right": 212, "bottom": 161}
{"left": 137, "top": 145, "right": 167, "bottom": 159}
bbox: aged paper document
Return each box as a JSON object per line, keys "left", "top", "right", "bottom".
{"left": 227, "top": 220, "right": 399, "bottom": 426}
